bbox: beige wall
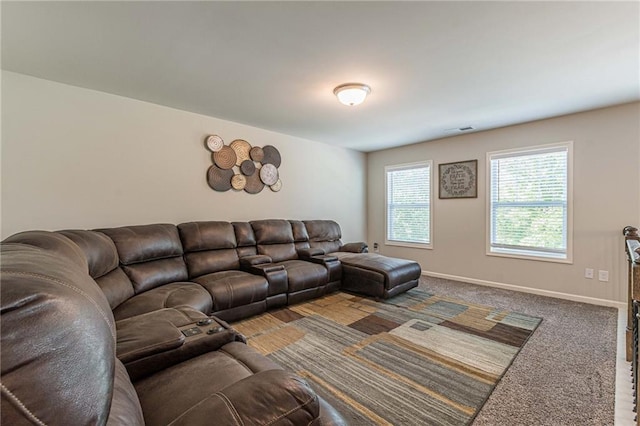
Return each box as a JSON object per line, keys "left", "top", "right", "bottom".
{"left": 4, "top": 71, "right": 638, "bottom": 303}
{"left": 1, "top": 72, "right": 367, "bottom": 242}
{"left": 368, "top": 102, "right": 640, "bottom": 303}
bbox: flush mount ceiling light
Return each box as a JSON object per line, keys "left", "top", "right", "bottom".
{"left": 333, "top": 83, "right": 371, "bottom": 106}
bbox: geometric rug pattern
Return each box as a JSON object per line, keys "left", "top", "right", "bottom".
{"left": 233, "top": 289, "right": 542, "bottom": 425}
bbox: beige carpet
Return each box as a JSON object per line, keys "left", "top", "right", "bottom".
{"left": 423, "top": 276, "right": 617, "bottom": 425}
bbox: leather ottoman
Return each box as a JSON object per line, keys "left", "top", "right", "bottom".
{"left": 331, "top": 253, "right": 421, "bottom": 299}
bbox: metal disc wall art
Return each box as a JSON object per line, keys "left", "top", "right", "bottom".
{"left": 213, "top": 146, "right": 237, "bottom": 170}
{"left": 205, "top": 135, "right": 224, "bottom": 152}
{"left": 259, "top": 164, "right": 278, "bottom": 186}
{"left": 244, "top": 172, "right": 265, "bottom": 194}
{"left": 207, "top": 165, "right": 234, "bottom": 191}
{"left": 262, "top": 145, "right": 281, "bottom": 168}
{"left": 203, "top": 135, "right": 282, "bottom": 193}
{"left": 240, "top": 160, "right": 256, "bottom": 176}
{"left": 250, "top": 146, "right": 264, "bottom": 162}
{"left": 230, "top": 140, "right": 251, "bottom": 166}
{"left": 270, "top": 179, "right": 282, "bottom": 192}
{"left": 231, "top": 174, "right": 247, "bottom": 190}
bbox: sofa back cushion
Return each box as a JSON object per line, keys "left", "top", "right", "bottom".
{"left": 2, "top": 230, "right": 88, "bottom": 270}
{"left": 1, "top": 239, "right": 143, "bottom": 425}
{"left": 303, "top": 220, "right": 343, "bottom": 254}
{"left": 251, "top": 219, "right": 297, "bottom": 262}
{"left": 232, "top": 221, "right": 258, "bottom": 257}
{"left": 289, "top": 220, "right": 311, "bottom": 250}
{"left": 98, "top": 224, "right": 188, "bottom": 294}
{"left": 59, "top": 229, "right": 135, "bottom": 310}
{"left": 178, "top": 221, "right": 240, "bottom": 278}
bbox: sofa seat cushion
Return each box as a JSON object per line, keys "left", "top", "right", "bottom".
{"left": 193, "top": 270, "right": 268, "bottom": 312}
{"left": 134, "top": 342, "right": 282, "bottom": 426}
{"left": 112, "top": 282, "right": 213, "bottom": 321}
{"left": 278, "top": 260, "right": 327, "bottom": 293}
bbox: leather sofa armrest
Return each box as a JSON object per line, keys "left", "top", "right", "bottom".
{"left": 253, "top": 263, "right": 284, "bottom": 274}
{"left": 117, "top": 318, "right": 185, "bottom": 363}
{"left": 239, "top": 254, "right": 273, "bottom": 268}
{"left": 306, "top": 255, "right": 341, "bottom": 283}
{"left": 340, "top": 242, "right": 368, "bottom": 253}
{"left": 307, "top": 254, "right": 339, "bottom": 264}
{"left": 241, "top": 262, "right": 288, "bottom": 298}
{"left": 169, "top": 369, "right": 320, "bottom": 426}
{"left": 239, "top": 255, "right": 285, "bottom": 276}
{"left": 117, "top": 311, "right": 245, "bottom": 381}
{"left": 297, "top": 247, "right": 325, "bottom": 259}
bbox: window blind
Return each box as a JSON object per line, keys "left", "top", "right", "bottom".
{"left": 489, "top": 146, "right": 568, "bottom": 257}
{"left": 386, "top": 163, "right": 431, "bottom": 245}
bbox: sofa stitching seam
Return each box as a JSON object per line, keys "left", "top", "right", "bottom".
{"left": 1, "top": 271, "right": 116, "bottom": 339}
{"left": 264, "top": 395, "right": 316, "bottom": 425}
{"left": 217, "top": 392, "right": 244, "bottom": 426}
{"left": 1, "top": 383, "right": 47, "bottom": 426}
{"left": 163, "top": 286, "right": 195, "bottom": 310}
{"left": 177, "top": 309, "right": 193, "bottom": 323}
{"left": 166, "top": 392, "right": 238, "bottom": 426}
{"left": 163, "top": 287, "right": 183, "bottom": 309}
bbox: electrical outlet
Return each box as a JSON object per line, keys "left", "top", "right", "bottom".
{"left": 598, "top": 270, "right": 609, "bottom": 282}
{"left": 373, "top": 242, "right": 379, "bottom": 253}
{"left": 585, "top": 268, "right": 594, "bottom": 279}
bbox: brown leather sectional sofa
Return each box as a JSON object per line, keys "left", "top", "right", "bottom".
{"left": 1, "top": 219, "right": 421, "bottom": 425}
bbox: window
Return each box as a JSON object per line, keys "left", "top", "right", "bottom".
{"left": 487, "top": 142, "right": 573, "bottom": 262}
{"left": 385, "top": 161, "right": 432, "bottom": 249}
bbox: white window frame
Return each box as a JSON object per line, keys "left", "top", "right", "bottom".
{"left": 385, "top": 160, "right": 433, "bottom": 250}
{"left": 486, "top": 141, "right": 573, "bottom": 263}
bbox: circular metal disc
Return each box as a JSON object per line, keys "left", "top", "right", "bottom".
{"left": 244, "top": 172, "right": 265, "bottom": 194}
{"left": 270, "top": 179, "right": 282, "bottom": 192}
{"left": 260, "top": 163, "right": 278, "bottom": 185}
{"left": 205, "top": 135, "right": 224, "bottom": 152}
{"left": 230, "top": 139, "right": 251, "bottom": 166}
{"left": 240, "top": 159, "right": 256, "bottom": 176}
{"left": 213, "top": 145, "right": 237, "bottom": 170}
{"left": 262, "top": 145, "right": 281, "bottom": 167}
{"left": 207, "top": 165, "right": 233, "bottom": 192}
{"left": 231, "top": 174, "right": 247, "bottom": 190}
{"left": 250, "top": 146, "right": 264, "bottom": 162}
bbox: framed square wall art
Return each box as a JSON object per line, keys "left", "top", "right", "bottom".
{"left": 439, "top": 159, "right": 477, "bottom": 199}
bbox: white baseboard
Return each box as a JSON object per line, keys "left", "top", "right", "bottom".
{"left": 421, "top": 270, "right": 626, "bottom": 309}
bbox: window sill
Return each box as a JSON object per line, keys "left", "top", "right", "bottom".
{"left": 385, "top": 241, "right": 432, "bottom": 250}
{"left": 487, "top": 248, "right": 572, "bottom": 264}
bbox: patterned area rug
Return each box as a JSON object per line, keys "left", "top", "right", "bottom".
{"left": 233, "top": 289, "right": 542, "bottom": 425}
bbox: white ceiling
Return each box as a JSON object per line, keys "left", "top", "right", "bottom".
{"left": 2, "top": 1, "right": 638, "bottom": 152}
